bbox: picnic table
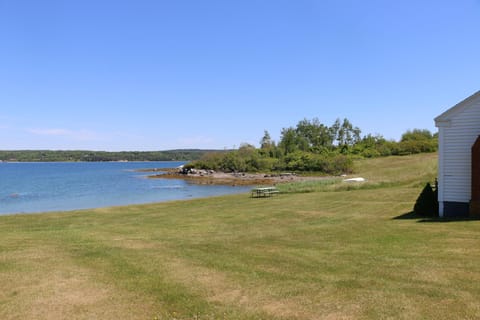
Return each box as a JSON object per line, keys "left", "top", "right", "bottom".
{"left": 251, "top": 186, "right": 279, "bottom": 198}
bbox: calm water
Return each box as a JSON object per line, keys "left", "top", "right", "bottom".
{"left": 0, "top": 162, "right": 250, "bottom": 215}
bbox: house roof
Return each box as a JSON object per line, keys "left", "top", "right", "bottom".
{"left": 435, "top": 90, "right": 480, "bottom": 125}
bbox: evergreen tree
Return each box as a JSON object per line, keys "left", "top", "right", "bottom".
{"left": 260, "top": 130, "right": 274, "bottom": 149}
{"left": 414, "top": 183, "right": 438, "bottom": 217}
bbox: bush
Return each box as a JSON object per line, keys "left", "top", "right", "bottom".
{"left": 413, "top": 183, "right": 439, "bottom": 217}
{"left": 396, "top": 140, "right": 438, "bottom": 155}
{"left": 281, "top": 151, "right": 354, "bottom": 174}
{"left": 360, "top": 148, "right": 381, "bottom": 158}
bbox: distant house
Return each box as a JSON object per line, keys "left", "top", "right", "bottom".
{"left": 435, "top": 91, "right": 480, "bottom": 218}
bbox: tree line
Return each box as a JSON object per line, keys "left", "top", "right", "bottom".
{"left": 0, "top": 150, "right": 215, "bottom": 162}
{"left": 188, "top": 118, "right": 438, "bottom": 174}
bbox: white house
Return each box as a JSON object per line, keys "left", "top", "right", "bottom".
{"left": 435, "top": 90, "right": 480, "bottom": 218}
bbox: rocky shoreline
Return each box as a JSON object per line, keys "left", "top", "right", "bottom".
{"left": 143, "top": 167, "right": 328, "bottom": 186}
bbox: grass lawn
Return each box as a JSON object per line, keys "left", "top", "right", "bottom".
{"left": 1, "top": 153, "right": 480, "bottom": 319}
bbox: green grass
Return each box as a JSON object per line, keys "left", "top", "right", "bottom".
{"left": 278, "top": 152, "right": 438, "bottom": 194}
{"left": 1, "top": 152, "right": 480, "bottom": 319}
{"left": 276, "top": 178, "right": 341, "bottom": 193}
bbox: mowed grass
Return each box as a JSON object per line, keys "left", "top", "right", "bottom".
{"left": 1, "top": 153, "right": 480, "bottom": 319}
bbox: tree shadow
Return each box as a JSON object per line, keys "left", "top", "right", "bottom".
{"left": 393, "top": 211, "right": 480, "bottom": 223}
{"left": 393, "top": 211, "right": 421, "bottom": 220}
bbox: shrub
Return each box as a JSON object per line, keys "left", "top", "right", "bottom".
{"left": 413, "top": 183, "right": 439, "bottom": 217}
{"left": 281, "top": 151, "right": 354, "bottom": 174}
{"left": 396, "top": 140, "right": 438, "bottom": 155}
{"left": 360, "top": 148, "right": 381, "bottom": 158}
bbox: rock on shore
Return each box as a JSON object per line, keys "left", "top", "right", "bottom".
{"left": 147, "top": 167, "right": 327, "bottom": 186}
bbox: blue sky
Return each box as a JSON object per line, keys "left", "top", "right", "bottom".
{"left": 1, "top": 0, "right": 479, "bottom": 151}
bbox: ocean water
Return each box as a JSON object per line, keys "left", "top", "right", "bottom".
{"left": 0, "top": 162, "right": 250, "bottom": 215}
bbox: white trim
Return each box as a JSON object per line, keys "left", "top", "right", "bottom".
{"left": 435, "top": 90, "right": 480, "bottom": 123}
{"left": 435, "top": 120, "right": 451, "bottom": 128}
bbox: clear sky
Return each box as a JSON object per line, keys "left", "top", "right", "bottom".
{"left": 1, "top": 0, "right": 479, "bottom": 151}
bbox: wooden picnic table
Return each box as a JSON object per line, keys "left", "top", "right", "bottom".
{"left": 251, "top": 186, "right": 279, "bottom": 198}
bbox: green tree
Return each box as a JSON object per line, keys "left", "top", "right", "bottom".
{"left": 279, "top": 127, "right": 298, "bottom": 155}
{"left": 295, "top": 118, "right": 333, "bottom": 151}
{"left": 259, "top": 130, "right": 277, "bottom": 158}
{"left": 260, "top": 130, "right": 274, "bottom": 149}
{"left": 397, "top": 129, "right": 438, "bottom": 155}
{"left": 331, "top": 118, "right": 361, "bottom": 149}
{"left": 401, "top": 129, "right": 434, "bottom": 142}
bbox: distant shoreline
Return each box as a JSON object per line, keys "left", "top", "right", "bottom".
{"left": 0, "top": 160, "right": 183, "bottom": 163}
{"left": 0, "top": 149, "right": 221, "bottom": 162}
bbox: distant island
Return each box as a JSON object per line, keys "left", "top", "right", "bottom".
{"left": 0, "top": 149, "right": 224, "bottom": 162}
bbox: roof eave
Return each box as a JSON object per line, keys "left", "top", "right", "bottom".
{"left": 435, "top": 119, "right": 451, "bottom": 128}
{"left": 435, "top": 90, "right": 480, "bottom": 123}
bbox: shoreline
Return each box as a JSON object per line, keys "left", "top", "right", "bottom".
{"left": 0, "top": 188, "right": 250, "bottom": 217}
{"left": 145, "top": 167, "right": 331, "bottom": 186}
{"left": 0, "top": 162, "right": 241, "bottom": 216}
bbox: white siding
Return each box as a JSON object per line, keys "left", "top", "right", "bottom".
{"left": 441, "top": 97, "right": 480, "bottom": 203}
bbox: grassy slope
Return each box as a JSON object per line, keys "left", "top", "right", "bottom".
{"left": 1, "top": 153, "right": 480, "bottom": 319}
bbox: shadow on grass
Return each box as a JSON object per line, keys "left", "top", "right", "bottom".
{"left": 393, "top": 211, "right": 480, "bottom": 223}
{"left": 393, "top": 211, "right": 422, "bottom": 220}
